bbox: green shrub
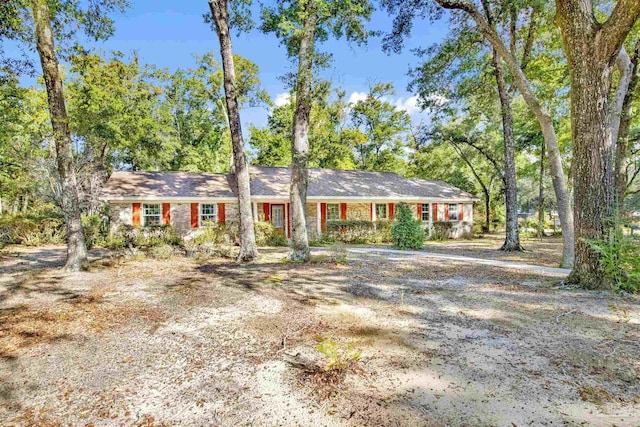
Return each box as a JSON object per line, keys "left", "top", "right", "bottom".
{"left": 194, "top": 221, "right": 231, "bottom": 245}
{"left": 585, "top": 227, "right": 640, "bottom": 293}
{"left": 254, "top": 221, "right": 288, "bottom": 247}
{"left": 370, "top": 219, "right": 393, "bottom": 243}
{"left": 431, "top": 221, "right": 453, "bottom": 241}
{"left": 82, "top": 214, "right": 108, "bottom": 249}
{"left": 325, "top": 220, "right": 374, "bottom": 244}
{"left": 391, "top": 203, "right": 425, "bottom": 249}
{"left": 111, "top": 224, "right": 181, "bottom": 249}
{"left": 316, "top": 338, "right": 361, "bottom": 372}
{"left": 0, "top": 213, "right": 65, "bottom": 246}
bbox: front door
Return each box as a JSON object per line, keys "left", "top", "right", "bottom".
{"left": 271, "top": 204, "right": 285, "bottom": 233}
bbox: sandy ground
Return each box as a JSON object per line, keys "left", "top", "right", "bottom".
{"left": 419, "top": 234, "right": 566, "bottom": 267}
{"left": 0, "top": 243, "right": 639, "bottom": 426}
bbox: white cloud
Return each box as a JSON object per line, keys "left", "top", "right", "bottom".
{"left": 273, "top": 92, "right": 291, "bottom": 107}
{"left": 393, "top": 95, "right": 421, "bottom": 115}
{"left": 347, "top": 91, "right": 368, "bottom": 105}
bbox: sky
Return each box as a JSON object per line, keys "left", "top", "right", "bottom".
{"left": 15, "top": 1, "right": 451, "bottom": 130}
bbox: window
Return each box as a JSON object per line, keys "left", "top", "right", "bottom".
{"left": 200, "top": 203, "right": 218, "bottom": 225}
{"left": 448, "top": 204, "right": 459, "bottom": 221}
{"left": 421, "top": 203, "right": 430, "bottom": 222}
{"left": 376, "top": 204, "right": 387, "bottom": 220}
{"left": 327, "top": 203, "right": 340, "bottom": 221}
{"left": 142, "top": 203, "right": 161, "bottom": 226}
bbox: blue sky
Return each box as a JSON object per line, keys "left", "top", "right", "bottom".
{"left": 18, "top": 1, "right": 451, "bottom": 129}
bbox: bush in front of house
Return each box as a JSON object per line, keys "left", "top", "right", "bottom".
{"left": 391, "top": 202, "right": 425, "bottom": 250}
{"left": 81, "top": 214, "right": 109, "bottom": 249}
{"left": 254, "top": 221, "right": 288, "bottom": 247}
{"left": 107, "top": 224, "right": 182, "bottom": 249}
{"left": 431, "top": 221, "right": 454, "bottom": 241}
{"left": 326, "top": 220, "right": 375, "bottom": 244}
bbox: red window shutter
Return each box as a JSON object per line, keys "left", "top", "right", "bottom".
{"left": 320, "top": 203, "right": 327, "bottom": 232}
{"left": 432, "top": 203, "right": 438, "bottom": 221}
{"left": 162, "top": 203, "right": 171, "bottom": 225}
{"left": 389, "top": 203, "right": 395, "bottom": 220}
{"left": 370, "top": 203, "right": 373, "bottom": 221}
{"left": 191, "top": 203, "right": 199, "bottom": 228}
{"left": 444, "top": 203, "right": 450, "bottom": 221}
{"left": 340, "top": 203, "right": 347, "bottom": 220}
{"left": 218, "top": 203, "right": 226, "bottom": 224}
{"left": 459, "top": 203, "right": 464, "bottom": 221}
{"left": 132, "top": 203, "right": 141, "bottom": 226}
{"left": 417, "top": 203, "right": 421, "bottom": 220}
{"left": 286, "top": 203, "right": 291, "bottom": 237}
{"left": 263, "top": 203, "right": 270, "bottom": 221}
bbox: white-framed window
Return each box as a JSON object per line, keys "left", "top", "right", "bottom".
{"left": 200, "top": 203, "right": 218, "bottom": 225}
{"left": 376, "top": 204, "right": 387, "bottom": 220}
{"left": 327, "top": 203, "right": 340, "bottom": 221}
{"left": 421, "top": 203, "right": 430, "bottom": 222}
{"left": 449, "top": 203, "right": 459, "bottom": 221}
{"left": 142, "top": 203, "right": 161, "bottom": 226}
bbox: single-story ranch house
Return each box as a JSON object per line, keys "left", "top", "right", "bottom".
{"left": 101, "top": 166, "right": 479, "bottom": 239}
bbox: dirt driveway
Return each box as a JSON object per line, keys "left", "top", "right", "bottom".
{"left": 0, "top": 245, "right": 638, "bottom": 426}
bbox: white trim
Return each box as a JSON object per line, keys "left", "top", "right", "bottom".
{"left": 372, "top": 202, "right": 377, "bottom": 222}
{"left": 316, "top": 203, "right": 321, "bottom": 236}
{"left": 253, "top": 201, "right": 258, "bottom": 222}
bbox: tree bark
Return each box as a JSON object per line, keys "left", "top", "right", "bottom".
{"left": 32, "top": 0, "right": 88, "bottom": 271}
{"left": 289, "top": 2, "right": 317, "bottom": 262}
{"left": 436, "top": 0, "right": 574, "bottom": 267}
{"left": 490, "top": 49, "right": 522, "bottom": 251}
{"left": 538, "top": 140, "right": 545, "bottom": 239}
{"left": 556, "top": 0, "right": 640, "bottom": 288}
{"left": 208, "top": 0, "right": 259, "bottom": 262}
{"left": 615, "top": 40, "right": 640, "bottom": 211}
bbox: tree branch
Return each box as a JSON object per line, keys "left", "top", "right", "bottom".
{"left": 600, "top": 0, "right": 640, "bottom": 60}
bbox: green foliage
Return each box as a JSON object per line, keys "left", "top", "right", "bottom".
{"left": 0, "top": 212, "right": 65, "bottom": 247}
{"left": 193, "top": 221, "right": 232, "bottom": 246}
{"left": 109, "top": 224, "right": 181, "bottom": 249}
{"left": 370, "top": 219, "right": 393, "bottom": 243}
{"left": 254, "top": 221, "right": 288, "bottom": 247}
{"left": 326, "top": 220, "right": 374, "bottom": 244}
{"left": 391, "top": 202, "right": 425, "bottom": 249}
{"left": 431, "top": 221, "right": 453, "bottom": 241}
{"left": 350, "top": 82, "right": 410, "bottom": 172}
{"left": 316, "top": 338, "right": 361, "bottom": 372}
{"left": 584, "top": 227, "right": 640, "bottom": 293}
{"left": 81, "top": 214, "right": 107, "bottom": 250}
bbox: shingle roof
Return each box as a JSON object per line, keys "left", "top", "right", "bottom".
{"left": 101, "top": 166, "right": 479, "bottom": 201}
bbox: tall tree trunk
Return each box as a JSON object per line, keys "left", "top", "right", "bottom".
{"left": 556, "top": 0, "right": 640, "bottom": 288}
{"left": 491, "top": 49, "right": 522, "bottom": 251}
{"left": 538, "top": 140, "right": 545, "bottom": 239}
{"left": 32, "top": 0, "right": 88, "bottom": 271}
{"left": 615, "top": 40, "right": 640, "bottom": 210}
{"left": 436, "top": 0, "right": 574, "bottom": 267}
{"left": 289, "top": 3, "right": 317, "bottom": 262}
{"left": 208, "top": 0, "right": 259, "bottom": 262}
